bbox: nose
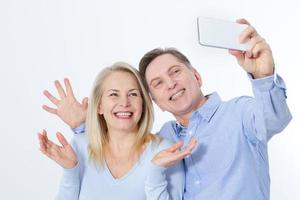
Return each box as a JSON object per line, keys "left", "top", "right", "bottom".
{"left": 166, "top": 77, "right": 176, "bottom": 90}
{"left": 119, "top": 95, "right": 130, "bottom": 107}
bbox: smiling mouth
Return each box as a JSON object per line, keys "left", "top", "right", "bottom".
{"left": 169, "top": 89, "right": 185, "bottom": 101}
{"left": 114, "top": 112, "right": 133, "bottom": 119}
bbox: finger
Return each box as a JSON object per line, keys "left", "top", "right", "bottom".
{"left": 228, "top": 50, "right": 245, "bottom": 65}
{"left": 236, "top": 18, "right": 251, "bottom": 26}
{"left": 56, "top": 132, "right": 69, "bottom": 147}
{"left": 239, "top": 25, "right": 258, "bottom": 43}
{"left": 177, "top": 139, "right": 197, "bottom": 157}
{"left": 228, "top": 49, "right": 244, "bottom": 56}
{"left": 245, "top": 36, "right": 264, "bottom": 58}
{"left": 42, "top": 129, "right": 49, "bottom": 141}
{"left": 184, "top": 138, "right": 198, "bottom": 152}
{"left": 170, "top": 150, "right": 191, "bottom": 162}
{"left": 38, "top": 131, "right": 56, "bottom": 155}
{"left": 166, "top": 141, "right": 184, "bottom": 153}
{"left": 38, "top": 133, "right": 47, "bottom": 151}
{"left": 252, "top": 42, "right": 270, "bottom": 58}
{"left": 43, "top": 90, "right": 59, "bottom": 105}
{"left": 82, "top": 97, "right": 88, "bottom": 109}
{"left": 42, "top": 105, "right": 57, "bottom": 115}
{"left": 39, "top": 130, "right": 49, "bottom": 146}
{"left": 54, "top": 80, "right": 67, "bottom": 99}
{"left": 64, "top": 78, "right": 75, "bottom": 97}
{"left": 42, "top": 131, "right": 55, "bottom": 149}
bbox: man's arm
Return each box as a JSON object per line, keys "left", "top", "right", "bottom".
{"left": 242, "top": 74, "right": 292, "bottom": 142}
{"left": 43, "top": 78, "right": 88, "bottom": 129}
{"left": 229, "top": 19, "right": 292, "bottom": 142}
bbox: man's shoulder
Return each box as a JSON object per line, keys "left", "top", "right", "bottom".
{"left": 159, "top": 120, "right": 176, "bottom": 134}
{"left": 157, "top": 120, "right": 178, "bottom": 142}
{"left": 161, "top": 120, "right": 176, "bottom": 129}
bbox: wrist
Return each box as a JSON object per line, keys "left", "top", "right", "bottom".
{"left": 63, "top": 160, "right": 78, "bottom": 169}
{"left": 251, "top": 67, "right": 274, "bottom": 79}
{"left": 70, "top": 119, "right": 85, "bottom": 129}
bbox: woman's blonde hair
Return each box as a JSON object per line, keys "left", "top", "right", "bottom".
{"left": 86, "top": 62, "right": 155, "bottom": 166}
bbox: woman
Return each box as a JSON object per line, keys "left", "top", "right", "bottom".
{"left": 38, "top": 62, "right": 196, "bottom": 200}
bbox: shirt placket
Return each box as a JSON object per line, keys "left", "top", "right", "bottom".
{"left": 178, "top": 115, "right": 203, "bottom": 192}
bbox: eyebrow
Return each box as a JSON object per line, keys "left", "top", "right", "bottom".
{"left": 149, "top": 65, "right": 182, "bottom": 86}
{"left": 106, "top": 88, "right": 139, "bottom": 93}
{"left": 107, "top": 89, "right": 119, "bottom": 93}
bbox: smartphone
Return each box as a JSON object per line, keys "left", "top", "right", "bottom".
{"left": 197, "top": 17, "right": 248, "bottom": 51}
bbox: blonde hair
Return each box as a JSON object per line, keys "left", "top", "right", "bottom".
{"left": 86, "top": 62, "right": 155, "bottom": 166}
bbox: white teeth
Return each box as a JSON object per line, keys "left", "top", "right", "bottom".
{"left": 115, "top": 112, "right": 132, "bottom": 117}
{"left": 170, "top": 89, "right": 185, "bottom": 101}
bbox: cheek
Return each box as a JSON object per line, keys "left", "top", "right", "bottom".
{"left": 150, "top": 90, "right": 165, "bottom": 102}
{"left": 99, "top": 100, "right": 115, "bottom": 115}
{"left": 136, "top": 99, "right": 144, "bottom": 112}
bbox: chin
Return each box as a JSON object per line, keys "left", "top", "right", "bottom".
{"left": 172, "top": 103, "right": 195, "bottom": 115}
{"left": 115, "top": 123, "right": 139, "bottom": 131}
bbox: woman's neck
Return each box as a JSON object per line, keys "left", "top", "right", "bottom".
{"left": 107, "top": 129, "right": 137, "bottom": 153}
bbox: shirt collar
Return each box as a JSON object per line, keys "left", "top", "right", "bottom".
{"left": 193, "top": 92, "right": 221, "bottom": 122}
{"left": 175, "top": 92, "right": 221, "bottom": 129}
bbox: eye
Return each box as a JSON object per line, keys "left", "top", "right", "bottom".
{"left": 153, "top": 80, "right": 162, "bottom": 88}
{"left": 109, "top": 92, "right": 118, "bottom": 97}
{"left": 172, "top": 68, "right": 180, "bottom": 75}
{"left": 129, "top": 92, "right": 138, "bottom": 97}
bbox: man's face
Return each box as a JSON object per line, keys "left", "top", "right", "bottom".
{"left": 145, "top": 53, "right": 203, "bottom": 118}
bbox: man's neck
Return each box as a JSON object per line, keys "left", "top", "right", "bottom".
{"left": 175, "top": 95, "right": 207, "bottom": 127}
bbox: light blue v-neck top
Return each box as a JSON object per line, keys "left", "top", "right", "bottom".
{"left": 55, "top": 133, "right": 184, "bottom": 200}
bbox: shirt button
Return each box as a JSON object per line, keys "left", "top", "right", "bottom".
{"left": 195, "top": 180, "right": 200, "bottom": 185}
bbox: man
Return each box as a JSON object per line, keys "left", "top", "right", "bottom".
{"left": 43, "top": 19, "right": 291, "bottom": 199}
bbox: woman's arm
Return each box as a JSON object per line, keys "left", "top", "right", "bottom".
{"left": 38, "top": 130, "right": 81, "bottom": 200}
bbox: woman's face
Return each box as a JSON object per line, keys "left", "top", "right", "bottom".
{"left": 98, "top": 71, "right": 143, "bottom": 133}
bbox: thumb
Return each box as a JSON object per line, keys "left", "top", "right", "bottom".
{"left": 228, "top": 49, "right": 245, "bottom": 65}
{"left": 56, "top": 132, "right": 69, "bottom": 147}
{"left": 167, "top": 141, "right": 184, "bottom": 153}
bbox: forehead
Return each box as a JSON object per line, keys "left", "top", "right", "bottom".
{"left": 145, "top": 54, "right": 187, "bottom": 81}
{"left": 102, "top": 71, "right": 139, "bottom": 90}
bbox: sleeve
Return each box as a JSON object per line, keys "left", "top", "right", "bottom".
{"left": 145, "top": 139, "right": 185, "bottom": 200}
{"left": 55, "top": 137, "right": 83, "bottom": 200}
{"left": 72, "top": 123, "right": 86, "bottom": 134}
{"left": 242, "top": 73, "right": 292, "bottom": 143}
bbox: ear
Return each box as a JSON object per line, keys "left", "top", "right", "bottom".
{"left": 192, "top": 68, "right": 202, "bottom": 87}
{"left": 98, "top": 103, "right": 104, "bottom": 115}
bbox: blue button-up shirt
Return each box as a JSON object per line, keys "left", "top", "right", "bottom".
{"left": 158, "top": 74, "right": 292, "bottom": 200}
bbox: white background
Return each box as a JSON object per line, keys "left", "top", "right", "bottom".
{"left": 0, "top": 0, "right": 299, "bottom": 199}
